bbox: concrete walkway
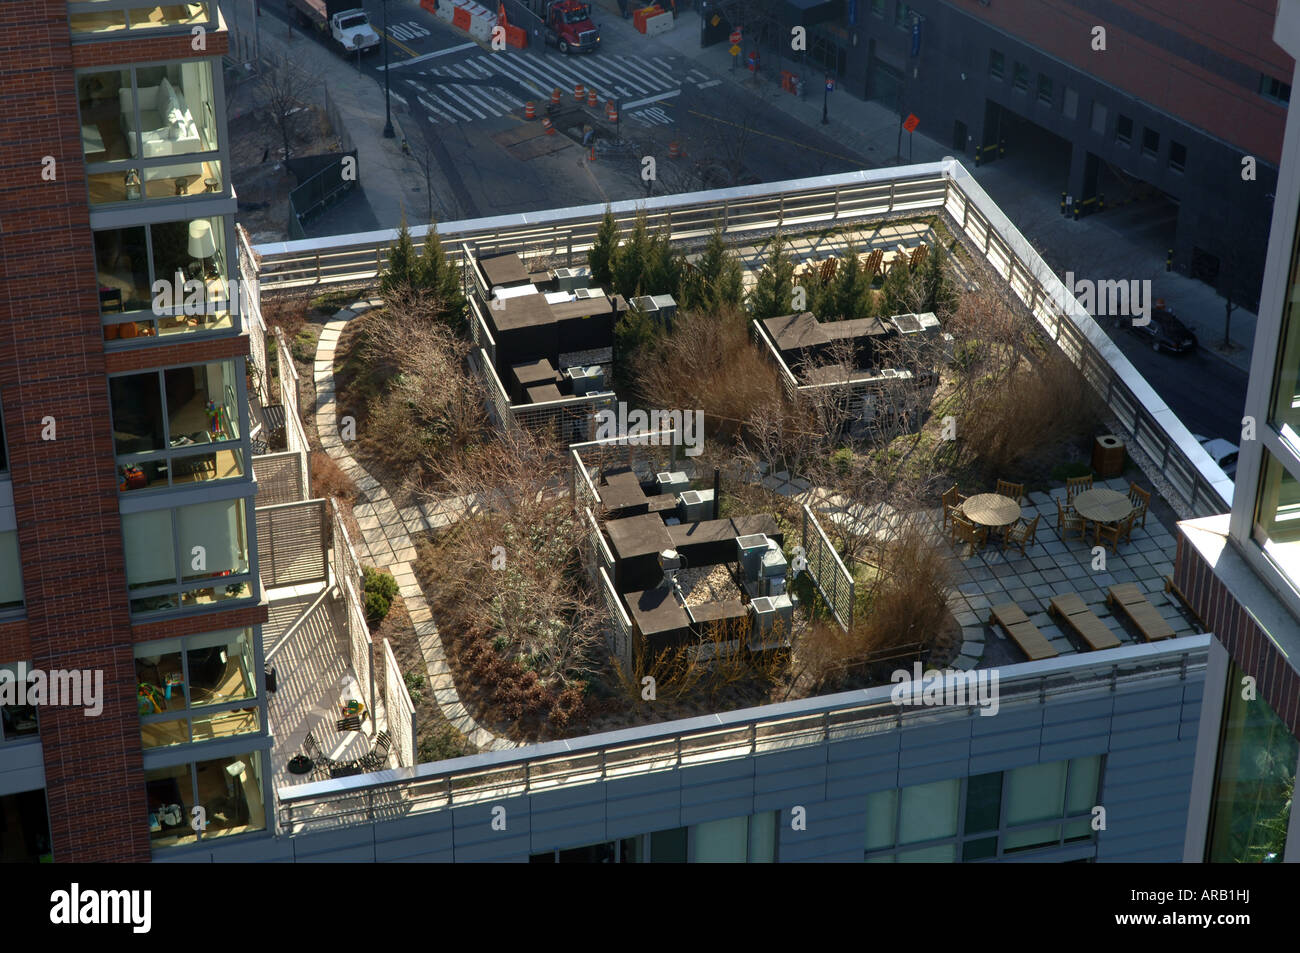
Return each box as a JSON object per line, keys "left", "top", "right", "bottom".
{"left": 313, "top": 303, "right": 517, "bottom": 753}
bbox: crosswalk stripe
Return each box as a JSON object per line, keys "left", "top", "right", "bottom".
{"left": 433, "top": 73, "right": 499, "bottom": 115}
{"left": 567, "top": 56, "right": 637, "bottom": 90}
{"left": 622, "top": 55, "right": 676, "bottom": 87}
{"left": 456, "top": 81, "right": 514, "bottom": 115}
{"left": 441, "top": 85, "right": 491, "bottom": 119}
{"left": 687, "top": 69, "right": 710, "bottom": 82}
{"left": 418, "top": 94, "right": 465, "bottom": 123}
{"left": 481, "top": 55, "right": 550, "bottom": 98}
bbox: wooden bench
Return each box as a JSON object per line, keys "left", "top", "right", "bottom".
{"left": 1048, "top": 593, "right": 1121, "bottom": 651}
{"left": 989, "top": 602, "right": 1058, "bottom": 660}
{"left": 1107, "top": 583, "right": 1175, "bottom": 642}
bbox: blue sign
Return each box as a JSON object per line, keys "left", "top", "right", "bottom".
{"left": 825, "top": 79, "right": 835, "bottom": 92}
{"left": 847, "top": 0, "right": 857, "bottom": 26}
{"left": 911, "top": 20, "right": 921, "bottom": 57}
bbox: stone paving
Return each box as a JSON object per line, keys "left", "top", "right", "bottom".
{"left": 939, "top": 478, "right": 1195, "bottom": 672}
{"left": 313, "top": 303, "right": 516, "bottom": 753}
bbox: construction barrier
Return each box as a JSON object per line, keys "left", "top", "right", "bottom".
{"left": 505, "top": 24, "right": 527, "bottom": 48}
{"left": 668, "top": 140, "right": 681, "bottom": 158}
{"left": 605, "top": 100, "right": 617, "bottom": 122}
{"left": 420, "top": 0, "right": 437, "bottom": 12}
{"left": 525, "top": 101, "right": 536, "bottom": 119}
{"left": 542, "top": 117, "right": 555, "bottom": 134}
{"left": 586, "top": 87, "right": 598, "bottom": 107}
{"left": 589, "top": 144, "right": 596, "bottom": 161}
{"left": 435, "top": 0, "right": 455, "bottom": 20}
{"left": 551, "top": 87, "right": 562, "bottom": 106}
{"left": 633, "top": 5, "right": 663, "bottom": 32}
{"left": 645, "top": 9, "right": 673, "bottom": 36}
{"left": 1166, "top": 249, "right": 1174, "bottom": 272}
{"left": 574, "top": 83, "right": 585, "bottom": 102}
{"left": 452, "top": 5, "right": 471, "bottom": 28}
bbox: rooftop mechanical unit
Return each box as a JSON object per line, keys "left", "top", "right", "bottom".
{"left": 553, "top": 267, "right": 591, "bottom": 293}
{"left": 677, "top": 488, "right": 715, "bottom": 522}
{"left": 574, "top": 287, "right": 605, "bottom": 301}
{"left": 737, "top": 534, "right": 769, "bottom": 580}
{"left": 749, "top": 594, "right": 795, "bottom": 650}
{"left": 565, "top": 365, "right": 606, "bottom": 396}
{"left": 761, "top": 539, "right": 788, "bottom": 596}
{"left": 656, "top": 471, "right": 690, "bottom": 495}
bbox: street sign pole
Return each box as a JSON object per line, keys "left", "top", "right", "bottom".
{"left": 822, "top": 76, "right": 831, "bottom": 124}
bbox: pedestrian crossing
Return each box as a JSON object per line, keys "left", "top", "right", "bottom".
{"left": 401, "top": 49, "right": 714, "bottom": 126}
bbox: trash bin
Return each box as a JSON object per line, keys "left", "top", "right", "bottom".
{"left": 1092, "top": 434, "right": 1125, "bottom": 478}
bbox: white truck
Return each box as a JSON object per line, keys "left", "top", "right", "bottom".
{"left": 289, "top": 0, "right": 381, "bottom": 54}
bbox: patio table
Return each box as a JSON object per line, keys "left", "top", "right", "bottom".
{"left": 960, "top": 493, "right": 1021, "bottom": 530}
{"left": 1071, "top": 488, "right": 1133, "bottom": 524}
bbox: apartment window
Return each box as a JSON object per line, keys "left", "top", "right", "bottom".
{"left": 1012, "top": 62, "right": 1029, "bottom": 92}
{"left": 1269, "top": 215, "right": 1300, "bottom": 451}
{"left": 1037, "top": 73, "right": 1053, "bottom": 106}
{"left": 1142, "top": 127, "right": 1160, "bottom": 158}
{"left": 988, "top": 50, "right": 1004, "bottom": 81}
{"left": 145, "top": 750, "right": 266, "bottom": 848}
{"left": 69, "top": 2, "right": 214, "bottom": 35}
{"left": 529, "top": 813, "right": 778, "bottom": 862}
{"left": 1206, "top": 661, "right": 1297, "bottom": 862}
{"left": 894, "top": 2, "right": 911, "bottom": 29}
{"left": 94, "top": 215, "right": 236, "bottom": 340}
{"left": 77, "top": 60, "right": 222, "bottom": 205}
{"left": 1251, "top": 449, "right": 1300, "bottom": 584}
{"left": 0, "top": 532, "right": 24, "bottom": 613}
{"left": 135, "top": 630, "right": 259, "bottom": 749}
{"left": 0, "top": 663, "right": 39, "bottom": 743}
{"left": 871, "top": 0, "right": 885, "bottom": 17}
{"left": 1260, "top": 73, "right": 1292, "bottom": 105}
{"left": 109, "top": 361, "right": 246, "bottom": 493}
{"left": 1062, "top": 86, "right": 1078, "bottom": 120}
{"left": 1090, "top": 101, "right": 1108, "bottom": 136}
{"left": 1169, "top": 141, "right": 1186, "bottom": 173}
{"left": 122, "top": 496, "right": 254, "bottom": 615}
{"left": 1115, "top": 114, "right": 1133, "bottom": 145}
{"left": 864, "top": 757, "right": 1103, "bottom": 861}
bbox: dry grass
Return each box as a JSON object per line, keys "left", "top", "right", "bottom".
{"left": 310, "top": 450, "right": 356, "bottom": 502}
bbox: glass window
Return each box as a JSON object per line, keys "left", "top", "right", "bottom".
{"left": 1142, "top": 127, "right": 1160, "bottom": 158}
{"left": 1037, "top": 73, "right": 1053, "bottom": 106}
{"left": 0, "top": 663, "right": 39, "bottom": 742}
{"left": 988, "top": 50, "right": 1004, "bottom": 81}
{"left": 894, "top": 2, "right": 910, "bottom": 29}
{"left": 136, "top": 630, "right": 259, "bottom": 748}
{"left": 964, "top": 771, "right": 1002, "bottom": 834}
{"left": 77, "top": 61, "right": 217, "bottom": 165}
{"left": 1260, "top": 73, "right": 1292, "bottom": 105}
{"left": 1268, "top": 220, "right": 1300, "bottom": 449}
{"left": 749, "top": 811, "right": 777, "bottom": 862}
{"left": 1116, "top": 114, "right": 1133, "bottom": 145}
{"left": 1090, "top": 101, "right": 1108, "bottom": 136}
{"left": 145, "top": 750, "right": 265, "bottom": 849}
{"left": 1012, "top": 63, "right": 1029, "bottom": 92}
{"left": 95, "top": 216, "right": 234, "bottom": 340}
{"left": 1207, "top": 662, "right": 1297, "bottom": 862}
{"left": 0, "top": 532, "right": 24, "bottom": 610}
{"left": 1063, "top": 86, "right": 1078, "bottom": 120}
{"left": 123, "top": 498, "right": 253, "bottom": 615}
{"left": 897, "top": 843, "right": 956, "bottom": 862}
{"left": 111, "top": 361, "right": 246, "bottom": 493}
{"left": 145, "top": 763, "right": 197, "bottom": 847}
{"left": 898, "top": 778, "right": 959, "bottom": 843}
{"left": 871, "top": 0, "right": 885, "bottom": 17}
{"left": 1251, "top": 449, "right": 1300, "bottom": 585}
{"left": 71, "top": 2, "right": 213, "bottom": 34}
{"left": 693, "top": 816, "right": 749, "bottom": 862}
{"left": 1169, "top": 141, "right": 1186, "bottom": 173}
{"left": 651, "top": 827, "right": 687, "bottom": 862}
{"left": 1006, "top": 762, "right": 1067, "bottom": 826}
{"left": 865, "top": 788, "right": 897, "bottom": 850}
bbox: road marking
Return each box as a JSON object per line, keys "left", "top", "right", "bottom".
{"left": 622, "top": 89, "right": 680, "bottom": 109}
{"left": 696, "top": 79, "right": 722, "bottom": 89}
{"left": 390, "top": 90, "right": 409, "bottom": 105}
{"left": 687, "top": 69, "right": 710, "bottom": 82}
{"left": 631, "top": 106, "right": 673, "bottom": 125}
{"left": 379, "top": 42, "right": 478, "bottom": 70}
{"left": 420, "top": 93, "right": 473, "bottom": 122}
{"left": 686, "top": 109, "right": 865, "bottom": 163}
{"left": 386, "top": 34, "right": 419, "bottom": 58}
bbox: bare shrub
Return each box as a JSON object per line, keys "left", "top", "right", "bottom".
{"left": 310, "top": 450, "right": 356, "bottom": 502}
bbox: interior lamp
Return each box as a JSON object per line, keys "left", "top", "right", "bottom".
{"left": 188, "top": 219, "right": 217, "bottom": 279}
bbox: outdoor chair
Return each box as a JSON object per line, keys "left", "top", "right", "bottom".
{"left": 336, "top": 714, "right": 362, "bottom": 733}
{"left": 1095, "top": 511, "right": 1136, "bottom": 554}
{"left": 1128, "top": 482, "right": 1151, "bottom": 529}
{"left": 951, "top": 514, "right": 988, "bottom": 554}
{"left": 1003, "top": 514, "right": 1040, "bottom": 556}
{"left": 988, "top": 602, "right": 1058, "bottom": 661}
{"left": 995, "top": 480, "right": 1025, "bottom": 503}
{"left": 1056, "top": 497, "right": 1087, "bottom": 541}
{"left": 941, "top": 484, "right": 961, "bottom": 530}
{"left": 1066, "top": 474, "right": 1093, "bottom": 501}
{"left": 302, "top": 730, "right": 337, "bottom": 781}
{"left": 1107, "top": 583, "right": 1175, "bottom": 642}
{"left": 358, "top": 730, "right": 393, "bottom": 772}
{"left": 1048, "top": 593, "right": 1121, "bottom": 651}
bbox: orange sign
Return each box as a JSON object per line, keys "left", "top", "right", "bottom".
{"left": 903, "top": 113, "right": 920, "bottom": 132}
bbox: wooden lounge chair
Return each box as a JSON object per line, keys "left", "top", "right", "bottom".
{"left": 1048, "top": 593, "right": 1121, "bottom": 651}
{"left": 1095, "top": 511, "right": 1136, "bottom": 553}
{"left": 941, "top": 484, "right": 960, "bottom": 530}
{"left": 1107, "top": 583, "right": 1175, "bottom": 642}
{"left": 989, "top": 602, "right": 1059, "bottom": 660}
{"left": 1003, "top": 514, "right": 1040, "bottom": 556}
{"left": 1066, "top": 474, "right": 1093, "bottom": 501}
{"left": 1128, "top": 482, "right": 1151, "bottom": 529}
{"left": 1056, "top": 497, "right": 1086, "bottom": 540}
{"left": 995, "top": 480, "right": 1025, "bottom": 503}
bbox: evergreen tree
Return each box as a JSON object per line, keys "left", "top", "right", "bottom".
{"left": 879, "top": 257, "right": 914, "bottom": 317}
{"left": 642, "top": 229, "right": 683, "bottom": 299}
{"left": 587, "top": 208, "right": 619, "bottom": 290}
{"left": 611, "top": 213, "right": 652, "bottom": 298}
{"left": 747, "top": 232, "right": 796, "bottom": 319}
{"left": 380, "top": 215, "right": 418, "bottom": 296}
{"left": 922, "top": 242, "right": 959, "bottom": 315}
{"left": 417, "top": 221, "right": 467, "bottom": 331}
{"left": 826, "top": 245, "right": 873, "bottom": 320}
{"left": 683, "top": 222, "right": 744, "bottom": 312}
{"left": 612, "top": 301, "right": 662, "bottom": 395}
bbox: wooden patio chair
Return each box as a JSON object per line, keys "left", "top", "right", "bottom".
{"left": 995, "top": 480, "right": 1025, "bottom": 503}
{"left": 1056, "top": 497, "right": 1087, "bottom": 541}
{"left": 988, "top": 602, "right": 1058, "bottom": 660}
{"left": 909, "top": 244, "right": 929, "bottom": 270}
{"left": 1048, "top": 593, "right": 1121, "bottom": 651}
{"left": 1095, "top": 511, "right": 1136, "bottom": 554}
{"left": 863, "top": 248, "right": 885, "bottom": 280}
{"left": 1128, "top": 482, "right": 1151, "bottom": 529}
{"left": 1066, "top": 474, "right": 1093, "bottom": 501}
{"left": 1003, "top": 514, "right": 1040, "bottom": 556}
{"left": 1107, "top": 583, "right": 1175, "bottom": 642}
{"left": 819, "top": 257, "right": 838, "bottom": 283}
{"left": 941, "top": 484, "right": 960, "bottom": 530}
{"left": 951, "top": 514, "right": 988, "bottom": 554}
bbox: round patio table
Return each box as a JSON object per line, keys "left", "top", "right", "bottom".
{"left": 961, "top": 493, "right": 1021, "bottom": 529}
{"left": 1072, "top": 488, "right": 1132, "bottom": 524}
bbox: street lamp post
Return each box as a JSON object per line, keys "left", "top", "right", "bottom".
{"left": 821, "top": 75, "right": 829, "bottom": 124}
{"left": 382, "top": 0, "right": 395, "bottom": 138}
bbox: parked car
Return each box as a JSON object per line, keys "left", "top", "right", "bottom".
{"left": 1117, "top": 301, "right": 1198, "bottom": 353}
{"left": 1193, "top": 433, "right": 1238, "bottom": 478}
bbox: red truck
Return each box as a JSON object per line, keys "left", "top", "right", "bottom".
{"left": 529, "top": 0, "right": 601, "bottom": 53}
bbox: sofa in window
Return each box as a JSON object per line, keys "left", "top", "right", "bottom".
{"left": 120, "top": 76, "right": 202, "bottom": 179}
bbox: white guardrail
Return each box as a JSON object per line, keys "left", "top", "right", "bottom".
{"left": 250, "top": 164, "right": 1231, "bottom": 517}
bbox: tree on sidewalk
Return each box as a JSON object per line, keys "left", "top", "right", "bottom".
{"left": 259, "top": 51, "right": 312, "bottom": 162}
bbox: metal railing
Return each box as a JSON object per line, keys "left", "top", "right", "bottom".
{"left": 276, "top": 635, "right": 1210, "bottom": 836}
{"left": 329, "top": 497, "right": 365, "bottom": 596}
{"left": 237, "top": 224, "right": 271, "bottom": 408}
{"left": 255, "top": 499, "right": 329, "bottom": 587}
{"left": 471, "top": 345, "right": 614, "bottom": 442}
{"left": 330, "top": 498, "right": 375, "bottom": 729}
{"left": 253, "top": 451, "right": 307, "bottom": 506}
{"left": 274, "top": 325, "right": 312, "bottom": 497}
{"left": 801, "top": 503, "right": 855, "bottom": 632}
{"left": 381, "top": 637, "right": 417, "bottom": 768}
{"left": 250, "top": 164, "right": 1230, "bottom": 517}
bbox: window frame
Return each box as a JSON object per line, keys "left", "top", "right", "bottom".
{"left": 1036, "top": 73, "right": 1054, "bottom": 106}
{"left": 69, "top": 1, "right": 216, "bottom": 35}
{"left": 135, "top": 629, "right": 260, "bottom": 749}
{"left": 1115, "top": 114, "right": 1134, "bottom": 146}
{"left": 988, "top": 49, "right": 1004, "bottom": 81}
{"left": 1012, "top": 62, "right": 1029, "bottom": 92}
